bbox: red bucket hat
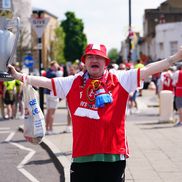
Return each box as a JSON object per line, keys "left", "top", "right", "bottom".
{"left": 81, "top": 44, "right": 111, "bottom": 66}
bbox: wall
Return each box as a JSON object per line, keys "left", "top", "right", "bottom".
{"left": 155, "top": 22, "right": 182, "bottom": 59}
{"left": 13, "top": 0, "right": 32, "bottom": 48}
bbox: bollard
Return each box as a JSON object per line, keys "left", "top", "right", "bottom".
{"left": 159, "top": 90, "right": 174, "bottom": 122}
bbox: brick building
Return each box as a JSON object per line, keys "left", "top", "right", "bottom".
{"left": 31, "top": 9, "right": 59, "bottom": 70}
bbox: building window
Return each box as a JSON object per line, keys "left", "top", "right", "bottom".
{"left": 159, "top": 42, "right": 164, "bottom": 51}
{"left": 170, "top": 41, "right": 178, "bottom": 55}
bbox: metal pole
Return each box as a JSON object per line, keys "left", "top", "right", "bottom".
{"left": 129, "top": 0, "right": 131, "bottom": 28}
{"left": 38, "top": 36, "right": 44, "bottom": 113}
{"left": 34, "top": 10, "right": 44, "bottom": 113}
{"left": 128, "top": 0, "right": 132, "bottom": 61}
{"left": 31, "top": 10, "right": 46, "bottom": 113}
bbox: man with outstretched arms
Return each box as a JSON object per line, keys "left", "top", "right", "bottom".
{"left": 9, "top": 44, "right": 182, "bottom": 182}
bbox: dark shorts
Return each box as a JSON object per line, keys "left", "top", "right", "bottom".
{"left": 175, "top": 97, "right": 182, "bottom": 109}
{"left": 71, "top": 160, "right": 126, "bottom": 182}
{"left": 4, "top": 90, "right": 15, "bottom": 105}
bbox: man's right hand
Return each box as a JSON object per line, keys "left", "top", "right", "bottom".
{"left": 8, "top": 64, "right": 23, "bottom": 80}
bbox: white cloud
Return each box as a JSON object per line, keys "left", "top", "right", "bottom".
{"left": 32, "top": 0, "right": 165, "bottom": 51}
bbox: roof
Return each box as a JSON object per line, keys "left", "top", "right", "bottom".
{"left": 32, "top": 7, "right": 58, "bottom": 19}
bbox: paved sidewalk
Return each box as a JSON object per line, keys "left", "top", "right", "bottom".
{"left": 42, "top": 90, "right": 182, "bottom": 182}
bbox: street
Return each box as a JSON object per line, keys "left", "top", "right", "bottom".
{"left": 1, "top": 90, "right": 182, "bottom": 182}
{"left": 0, "top": 118, "right": 60, "bottom": 182}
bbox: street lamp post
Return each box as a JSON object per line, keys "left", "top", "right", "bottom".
{"left": 128, "top": 0, "right": 132, "bottom": 61}
{"left": 129, "top": 0, "right": 131, "bottom": 29}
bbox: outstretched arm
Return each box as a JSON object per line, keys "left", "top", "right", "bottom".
{"left": 8, "top": 65, "right": 52, "bottom": 90}
{"left": 140, "top": 46, "right": 182, "bottom": 80}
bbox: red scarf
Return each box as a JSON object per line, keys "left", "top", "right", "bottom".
{"left": 74, "top": 70, "right": 113, "bottom": 119}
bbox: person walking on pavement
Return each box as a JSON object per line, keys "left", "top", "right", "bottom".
{"left": 172, "top": 64, "right": 182, "bottom": 127}
{"left": 8, "top": 44, "right": 182, "bottom": 182}
{"left": 3, "top": 80, "right": 16, "bottom": 119}
{"left": 0, "top": 81, "right": 5, "bottom": 118}
{"left": 44, "top": 61, "right": 62, "bottom": 134}
{"left": 14, "top": 79, "right": 25, "bottom": 119}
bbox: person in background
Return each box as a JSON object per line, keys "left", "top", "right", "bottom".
{"left": 172, "top": 64, "right": 182, "bottom": 127}
{"left": 118, "top": 63, "right": 126, "bottom": 70}
{"left": 44, "top": 61, "right": 61, "bottom": 134}
{"left": 128, "top": 90, "right": 138, "bottom": 114}
{"left": 15, "top": 80, "right": 24, "bottom": 119}
{"left": 158, "top": 67, "right": 174, "bottom": 93}
{"left": 126, "top": 62, "right": 139, "bottom": 115}
{"left": 152, "top": 72, "right": 161, "bottom": 95}
{"left": 125, "top": 61, "right": 134, "bottom": 70}
{"left": 56, "top": 65, "right": 64, "bottom": 77}
{"left": 3, "top": 80, "right": 16, "bottom": 119}
{"left": 112, "top": 63, "right": 119, "bottom": 70}
{"left": 8, "top": 44, "right": 182, "bottom": 182}
{"left": 134, "top": 59, "right": 144, "bottom": 69}
{"left": 134, "top": 59, "right": 144, "bottom": 96}
{"left": 78, "top": 62, "right": 85, "bottom": 72}
{"left": 64, "top": 64, "right": 77, "bottom": 133}
{"left": 0, "top": 81, "right": 5, "bottom": 119}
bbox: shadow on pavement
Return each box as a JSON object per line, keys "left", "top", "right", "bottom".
{"left": 140, "top": 125, "right": 175, "bottom": 130}
{"left": 135, "top": 121, "right": 172, "bottom": 125}
{"left": 40, "top": 141, "right": 65, "bottom": 182}
{"left": 26, "top": 159, "right": 53, "bottom": 165}
{"left": 136, "top": 113, "right": 159, "bottom": 117}
{"left": 54, "top": 151, "right": 72, "bottom": 157}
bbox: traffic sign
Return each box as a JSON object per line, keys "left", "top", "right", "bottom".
{"left": 24, "top": 54, "right": 34, "bottom": 68}
{"left": 37, "top": 43, "right": 42, "bottom": 50}
{"left": 30, "top": 17, "right": 49, "bottom": 38}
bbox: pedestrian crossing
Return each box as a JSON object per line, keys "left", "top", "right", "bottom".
{"left": 0, "top": 127, "right": 10, "bottom": 134}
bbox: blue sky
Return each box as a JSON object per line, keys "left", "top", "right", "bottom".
{"left": 32, "top": 0, "right": 165, "bottom": 51}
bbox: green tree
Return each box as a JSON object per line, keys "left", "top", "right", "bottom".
{"left": 108, "top": 48, "right": 119, "bottom": 63}
{"left": 61, "top": 11, "right": 87, "bottom": 62}
{"left": 0, "top": 10, "right": 12, "bottom": 18}
{"left": 50, "top": 26, "right": 65, "bottom": 64}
